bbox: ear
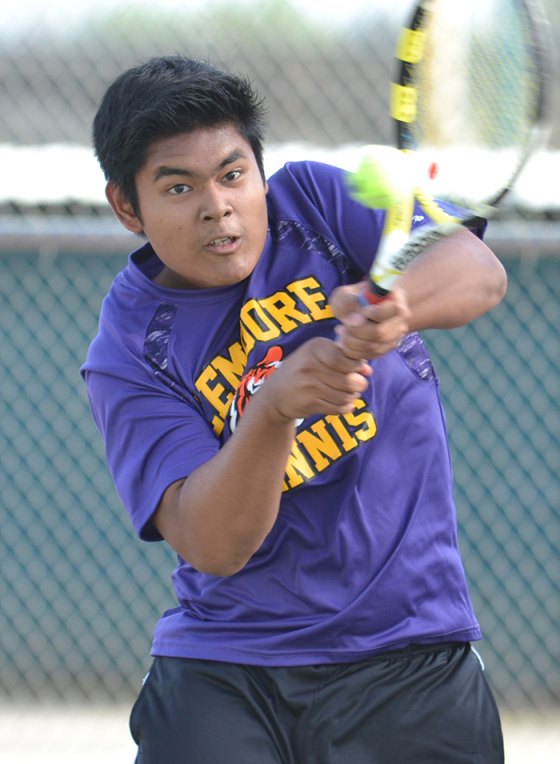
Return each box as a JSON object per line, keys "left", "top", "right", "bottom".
{"left": 105, "top": 183, "right": 143, "bottom": 234}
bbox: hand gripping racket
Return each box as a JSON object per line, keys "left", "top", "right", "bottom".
{"left": 349, "top": 0, "right": 552, "bottom": 304}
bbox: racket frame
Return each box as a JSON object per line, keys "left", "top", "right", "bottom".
{"left": 365, "top": 0, "right": 552, "bottom": 301}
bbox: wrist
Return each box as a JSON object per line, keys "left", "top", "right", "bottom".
{"left": 242, "top": 383, "right": 299, "bottom": 429}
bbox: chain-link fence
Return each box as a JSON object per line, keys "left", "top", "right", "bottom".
{"left": 0, "top": 0, "right": 415, "bottom": 148}
{"left": 0, "top": 247, "right": 558, "bottom": 709}
{"left": 0, "top": 0, "right": 559, "bottom": 724}
{"left": 1, "top": 0, "right": 559, "bottom": 190}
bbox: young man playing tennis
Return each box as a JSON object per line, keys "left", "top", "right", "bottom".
{"left": 83, "top": 56, "right": 506, "bottom": 763}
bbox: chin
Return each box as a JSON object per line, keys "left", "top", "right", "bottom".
{"left": 218, "top": 257, "right": 259, "bottom": 286}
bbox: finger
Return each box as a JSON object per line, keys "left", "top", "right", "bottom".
{"left": 361, "top": 288, "right": 411, "bottom": 325}
{"left": 329, "top": 282, "right": 369, "bottom": 322}
{"left": 338, "top": 319, "right": 407, "bottom": 359}
{"left": 309, "top": 366, "right": 370, "bottom": 400}
{"left": 340, "top": 312, "right": 407, "bottom": 345}
{"left": 314, "top": 337, "right": 370, "bottom": 375}
{"left": 314, "top": 374, "right": 368, "bottom": 407}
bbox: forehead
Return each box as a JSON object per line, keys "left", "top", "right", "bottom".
{"left": 142, "top": 124, "right": 255, "bottom": 175}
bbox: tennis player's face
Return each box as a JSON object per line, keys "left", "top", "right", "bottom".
{"left": 107, "top": 125, "right": 269, "bottom": 289}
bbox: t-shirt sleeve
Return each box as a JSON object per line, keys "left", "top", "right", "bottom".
{"left": 269, "top": 161, "right": 487, "bottom": 277}
{"left": 268, "top": 161, "right": 385, "bottom": 276}
{"left": 83, "top": 354, "right": 219, "bottom": 542}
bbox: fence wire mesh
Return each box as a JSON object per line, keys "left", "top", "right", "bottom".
{"left": 0, "top": 1, "right": 399, "bottom": 149}
{"left": 1, "top": 0, "right": 559, "bottom": 156}
{"left": 0, "top": 0, "right": 558, "bottom": 722}
{"left": 0, "top": 250, "right": 558, "bottom": 708}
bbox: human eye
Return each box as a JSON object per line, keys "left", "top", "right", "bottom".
{"left": 168, "top": 183, "right": 191, "bottom": 195}
{"left": 223, "top": 169, "right": 243, "bottom": 183}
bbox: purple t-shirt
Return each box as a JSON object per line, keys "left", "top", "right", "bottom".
{"left": 82, "top": 161, "right": 481, "bottom": 665}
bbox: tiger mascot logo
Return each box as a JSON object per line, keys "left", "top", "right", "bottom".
{"left": 228, "top": 346, "right": 284, "bottom": 432}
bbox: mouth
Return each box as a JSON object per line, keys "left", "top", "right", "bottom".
{"left": 206, "top": 235, "right": 241, "bottom": 253}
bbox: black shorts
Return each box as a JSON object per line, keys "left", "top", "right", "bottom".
{"left": 130, "top": 642, "right": 504, "bottom": 764}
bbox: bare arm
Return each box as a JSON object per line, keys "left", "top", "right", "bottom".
{"left": 398, "top": 228, "right": 507, "bottom": 330}
{"left": 153, "top": 229, "right": 505, "bottom": 576}
{"left": 331, "top": 228, "right": 507, "bottom": 360}
{"left": 153, "top": 338, "right": 370, "bottom": 576}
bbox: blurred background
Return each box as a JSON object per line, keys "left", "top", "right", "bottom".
{"left": 0, "top": 0, "right": 558, "bottom": 761}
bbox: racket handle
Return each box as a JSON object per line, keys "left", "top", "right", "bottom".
{"left": 357, "top": 279, "right": 391, "bottom": 306}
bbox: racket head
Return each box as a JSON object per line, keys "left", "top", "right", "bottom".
{"left": 391, "top": 0, "right": 552, "bottom": 225}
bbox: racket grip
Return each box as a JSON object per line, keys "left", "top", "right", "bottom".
{"left": 357, "top": 279, "right": 391, "bottom": 306}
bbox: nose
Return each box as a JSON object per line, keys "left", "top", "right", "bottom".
{"left": 200, "top": 183, "right": 233, "bottom": 221}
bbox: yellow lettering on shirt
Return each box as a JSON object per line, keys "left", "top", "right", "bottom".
{"left": 297, "top": 420, "right": 343, "bottom": 471}
{"left": 194, "top": 277, "right": 378, "bottom": 467}
{"left": 281, "top": 401, "right": 378, "bottom": 492}
{"left": 259, "top": 291, "right": 313, "bottom": 333}
{"left": 287, "top": 277, "right": 334, "bottom": 321}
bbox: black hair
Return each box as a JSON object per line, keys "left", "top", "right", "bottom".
{"left": 93, "top": 56, "right": 267, "bottom": 214}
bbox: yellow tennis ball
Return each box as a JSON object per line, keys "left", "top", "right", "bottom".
{"left": 348, "top": 145, "right": 413, "bottom": 209}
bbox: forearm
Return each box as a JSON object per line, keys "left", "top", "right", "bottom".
{"left": 153, "top": 337, "right": 369, "bottom": 576}
{"left": 154, "top": 391, "right": 297, "bottom": 576}
{"left": 398, "top": 228, "right": 507, "bottom": 331}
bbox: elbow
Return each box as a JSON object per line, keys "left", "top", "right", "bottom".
{"left": 469, "top": 236, "right": 508, "bottom": 315}
{"left": 201, "top": 564, "right": 246, "bottom": 577}
{"left": 485, "top": 257, "right": 508, "bottom": 309}
{"left": 163, "top": 535, "right": 250, "bottom": 576}
{"left": 181, "top": 534, "right": 254, "bottom": 577}
{"left": 185, "top": 526, "right": 263, "bottom": 577}
{"left": 189, "top": 552, "right": 249, "bottom": 578}
{"left": 464, "top": 231, "right": 508, "bottom": 313}
{"left": 153, "top": 480, "right": 254, "bottom": 577}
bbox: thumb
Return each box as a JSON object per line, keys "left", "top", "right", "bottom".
{"left": 329, "top": 282, "right": 368, "bottom": 326}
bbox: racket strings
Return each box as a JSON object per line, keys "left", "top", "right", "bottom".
{"left": 402, "top": 0, "right": 545, "bottom": 208}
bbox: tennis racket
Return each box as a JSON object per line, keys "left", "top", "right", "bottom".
{"left": 355, "top": 0, "right": 551, "bottom": 304}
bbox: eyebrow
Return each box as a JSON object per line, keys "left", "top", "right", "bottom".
{"left": 153, "top": 150, "right": 248, "bottom": 182}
